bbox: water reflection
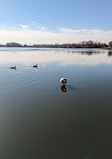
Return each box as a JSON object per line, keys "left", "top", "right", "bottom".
{"left": 67, "top": 85, "right": 76, "bottom": 91}
{"left": 0, "top": 48, "right": 112, "bottom": 159}
{"left": 65, "top": 50, "right": 105, "bottom": 55}
{"left": 0, "top": 48, "right": 112, "bottom": 66}
{"left": 108, "top": 51, "right": 112, "bottom": 56}
{"left": 60, "top": 85, "right": 67, "bottom": 93}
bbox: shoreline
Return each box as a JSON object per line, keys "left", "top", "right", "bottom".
{"left": 0, "top": 46, "right": 112, "bottom": 50}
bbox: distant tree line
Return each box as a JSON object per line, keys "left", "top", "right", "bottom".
{"left": 0, "top": 41, "right": 112, "bottom": 48}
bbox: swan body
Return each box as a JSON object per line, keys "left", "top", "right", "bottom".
{"left": 60, "top": 78, "right": 67, "bottom": 85}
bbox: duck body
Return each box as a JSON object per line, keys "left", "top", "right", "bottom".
{"left": 11, "top": 66, "right": 16, "bottom": 70}
{"left": 33, "top": 64, "right": 38, "bottom": 68}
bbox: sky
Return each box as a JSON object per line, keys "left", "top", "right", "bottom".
{"left": 0, "top": 0, "right": 112, "bottom": 44}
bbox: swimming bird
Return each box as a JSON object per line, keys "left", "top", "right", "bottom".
{"left": 11, "top": 66, "right": 16, "bottom": 70}
{"left": 60, "top": 78, "right": 67, "bottom": 85}
{"left": 33, "top": 64, "right": 38, "bottom": 68}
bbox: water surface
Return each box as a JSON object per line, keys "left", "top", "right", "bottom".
{"left": 0, "top": 48, "right": 112, "bottom": 159}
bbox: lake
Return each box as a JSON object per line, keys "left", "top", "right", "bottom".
{"left": 0, "top": 48, "right": 112, "bottom": 159}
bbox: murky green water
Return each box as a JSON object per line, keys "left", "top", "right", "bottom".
{"left": 0, "top": 48, "right": 112, "bottom": 159}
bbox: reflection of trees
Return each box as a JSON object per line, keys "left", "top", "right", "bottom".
{"left": 80, "top": 51, "right": 93, "bottom": 55}
{"left": 62, "top": 50, "right": 103, "bottom": 55}
{"left": 108, "top": 51, "right": 112, "bottom": 56}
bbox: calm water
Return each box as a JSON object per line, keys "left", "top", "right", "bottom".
{"left": 0, "top": 48, "right": 112, "bottom": 159}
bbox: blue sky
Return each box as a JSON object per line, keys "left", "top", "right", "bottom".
{"left": 0, "top": 0, "right": 112, "bottom": 44}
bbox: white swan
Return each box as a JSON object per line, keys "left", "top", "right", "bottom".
{"left": 60, "top": 78, "right": 67, "bottom": 85}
